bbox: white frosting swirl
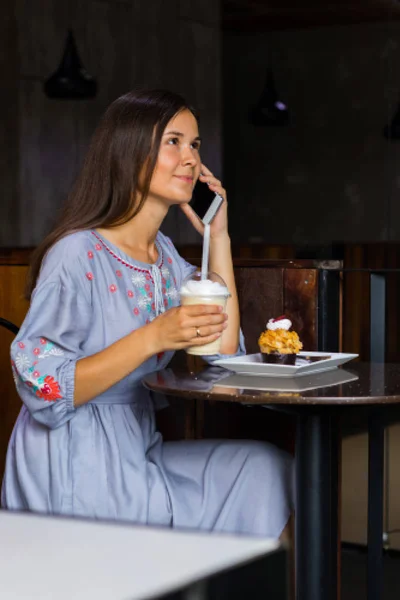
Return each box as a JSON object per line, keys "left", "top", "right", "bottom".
{"left": 180, "top": 279, "right": 229, "bottom": 297}
{"left": 267, "top": 317, "right": 292, "bottom": 331}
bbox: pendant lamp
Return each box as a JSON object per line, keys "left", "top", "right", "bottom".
{"left": 384, "top": 104, "right": 400, "bottom": 140}
{"left": 44, "top": 30, "right": 97, "bottom": 99}
{"left": 250, "top": 69, "right": 289, "bottom": 127}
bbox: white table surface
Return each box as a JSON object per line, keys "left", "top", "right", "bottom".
{"left": 0, "top": 511, "right": 280, "bottom": 599}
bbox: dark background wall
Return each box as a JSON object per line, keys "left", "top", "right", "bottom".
{"left": 0, "top": 0, "right": 221, "bottom": 248}
{"left": 2, "top": 1, "right": 400, "bottom": 250}
{"left": 224, "top": 20, "right": 400, "bottom": 247}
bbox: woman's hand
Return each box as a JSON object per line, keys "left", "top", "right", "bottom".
{"left": 180, "top": 163, "right": 229, "bottom": 240}
{"left": 147, "top": 304, "right": 228, "bottom": 353}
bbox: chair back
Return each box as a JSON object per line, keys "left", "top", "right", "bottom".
{"left": 0, "top": 318, "right": 19, "bottom": 336}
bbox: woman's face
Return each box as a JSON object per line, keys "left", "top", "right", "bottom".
{"left": 148, "top": 109, "right": 201, "bottom": 205}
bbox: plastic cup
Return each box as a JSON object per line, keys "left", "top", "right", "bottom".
{"left": 180, "top": 271, "right": 230, "bottom": 355}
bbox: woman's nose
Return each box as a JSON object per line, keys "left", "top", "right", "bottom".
{"left": 181, "top": 145, "right": 197, "bottom": 165}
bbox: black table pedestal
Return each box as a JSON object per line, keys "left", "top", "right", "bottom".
{"left": 295, "top": 409, "right": 339, "bottom": 600}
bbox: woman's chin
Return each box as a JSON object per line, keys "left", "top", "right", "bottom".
{"left": 171, "top": 195, "right": 193, "bottom": 206}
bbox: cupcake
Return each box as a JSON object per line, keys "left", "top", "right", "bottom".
{"left": 258, "top": 315, "right": 303, "bottom": 365}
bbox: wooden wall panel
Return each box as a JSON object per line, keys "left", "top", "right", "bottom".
{"left": 131, "top": 0, "right": 179, "bottom": 25}
{"left": 75, "top": 0, "right": 139, "bottom": 165}
{"left": 0, "top": 328, "right": 22, "bottom": 484}
{"left": 133, "top": 23, "right": 183, "bottom": 92}
{"left": 179, "top": 0, "right": 220, "bottom": 26}
{"left": 18, "top": 80, "right": 79, "bottom": 246}
{"left": 284, "top": 268, "right": 318, "bottom": 351}
{"left": 87, "top": 1, "right": 135, "bottom": 107}
{"left": 174, "top": 20, "right": 222, "bottom": 245}
{"left": 9, "top": 0, "right": 222, "bottom": 248}
{"left": 235, "top": 268, "right": 284, "bottom": 354}
{"left": 0, "top": 1, "right": 18, "bottom": 246}
{"left": 17, "top": 0, "right": 70, "bottom": 78}
{"left": 0, "top": 264, "right": 30, "bottom": 480}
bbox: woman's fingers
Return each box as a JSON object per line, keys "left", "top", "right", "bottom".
{"left": 182, "top": 304, "right": 225, "bottom": 317}
{"left": 180, "top": 310, "right": 227, "bottom": 332}
{"left": 188, "top": 332, "right": 222, "bottom": 346}
{"left": 199, "top": 164, "right": 226, "bottom": 201}
{"left": 192, "top": 322, "right": 228, "bottom": 338}
{"left": 180, "top": 327, "right": 223, "bottom": 346}
{"left": 184, "top": 313, "right": 227, "bottom": 330}
{"left": 200, "top": 163, "right": 213, "bottom": 177}
{"left": 152, "top": 304, "right": 228, "bottom": 352}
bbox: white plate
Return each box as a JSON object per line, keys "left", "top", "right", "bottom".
{"left": 213, "top": 351, "right": 359, "bottom": 378}
{"left": 215, "top": 368, "right": 359, "bottom": 393}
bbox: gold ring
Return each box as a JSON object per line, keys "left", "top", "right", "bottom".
{"left": 196, "top": 328, "right": 201, "bottom": 337}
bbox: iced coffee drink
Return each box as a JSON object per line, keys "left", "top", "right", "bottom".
{"left": 180, "top": 271, "right": 230, "bottom": 355}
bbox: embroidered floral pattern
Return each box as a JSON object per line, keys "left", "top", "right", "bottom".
{"left": 137, "top": 295, "right": 149, "bottom": 310}
{"left": 90, "top": 231, "right": 160, "bottom": 281}
{"left": 165, "top": 287, "right": 179, "bottom": 301}
{"left": 88, "top": 230, "right": 179, "bottom": 317}
{"left": 131, "top": 272, "right": 146, "bottom": 287}
{"left": 14, "top": 341, "right": 65, "bottom": 402}
{"left": 88, "top": 251, "right": 94, "bottom": 259}
{"left": 34, "top": 342, "right": 64, "bottom": 360}
{"left": 15, "top": 353, "right": 30, "bottom": 371}
{"left": 86, "top": 272, "right": 94, "bottom": 281}
{"left": 23, "top": 371, "right": 62, "bottom": 401}
{"left": 160, "top": 266, "right": 178, "bottom": 308}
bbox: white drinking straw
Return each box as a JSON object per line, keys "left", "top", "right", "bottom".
{"left": 201, "top": 223, "right": 211, "bottom": 280}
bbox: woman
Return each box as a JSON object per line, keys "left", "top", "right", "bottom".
{"left": 1, "top": 89, "right": 292, "bottom": 538}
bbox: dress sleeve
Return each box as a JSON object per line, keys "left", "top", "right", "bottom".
{"left": 11, "top": 278, "right": 92, "bottom": 429}
{"left": 178, "top": 256, "right": 198, "bottom": 283}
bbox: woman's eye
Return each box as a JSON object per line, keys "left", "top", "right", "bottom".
{"left": 191, "top": 141, "right": 201, "bottom": 150}
{"left": 167, "top": 137, "right": 179, "bottom": 146}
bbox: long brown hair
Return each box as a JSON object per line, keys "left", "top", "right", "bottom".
{"left": 26, "top": 88, "right": 197, "bottom": 299}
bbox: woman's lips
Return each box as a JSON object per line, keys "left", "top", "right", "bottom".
{"left": 175, "top": 175, "right": 194, "bottom": 183}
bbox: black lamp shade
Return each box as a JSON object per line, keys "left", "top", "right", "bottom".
{"left": 384, "top": 105, "right": 400, "bottom": 140}
{"left": 44, "top": 30, "right": 97, "bottom": 99}
{"left": 250, "top": 69, "right": 289, "bottom": 127}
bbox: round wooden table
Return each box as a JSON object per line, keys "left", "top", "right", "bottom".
{"left": 143, "top": 362, "right": 400, "bottom": 600}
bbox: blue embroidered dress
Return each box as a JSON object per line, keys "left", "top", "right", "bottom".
{"left": 1, "top": 230, "right": 292, "bottom": 537}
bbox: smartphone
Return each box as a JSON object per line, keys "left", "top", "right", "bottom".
{"left": 190, "top": 181, "right": 224, "bottom": 225}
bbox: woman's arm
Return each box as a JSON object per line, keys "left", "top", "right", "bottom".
{"left": 74, "top": 326, "right": 156, "bottom": 406}
{"left": 209, "top": 234, "right": 239, "bottom": 354}
{"left": 74, "top": 302, "right": 226, "bottom": 406}
{"left": 179, "top": 163, "right": 241, "bottom": 355}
